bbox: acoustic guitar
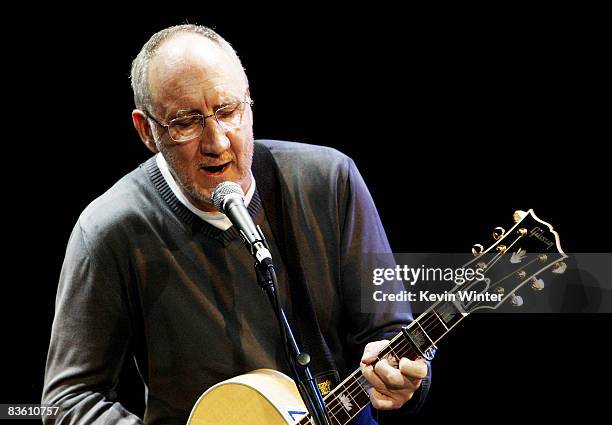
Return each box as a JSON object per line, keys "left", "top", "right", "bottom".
{"left": 187, "top": 209, "right": 567, "bottom": 425}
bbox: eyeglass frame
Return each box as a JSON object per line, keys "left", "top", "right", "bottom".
{"left": 143, "top": 98, "right": 254, "bottom": 143}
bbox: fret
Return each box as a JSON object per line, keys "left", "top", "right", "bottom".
{"left": 416, "top": 311, "right": 448, "bottom": 343}
{"left": 432, "top": 308, "right": 449, "bottom": 330}
{"left": 341, "top": 382, "right": 363, "bottom": 410}
{"left": 327, "top": 397, "right": 348, "bottom": 424}
{"left": 299, "top": 302, "right": 469, "bottom": 425}
{"left": 326, "top": 386, "right": 352, "bottom": 423}
{"left": 379, "top": 335, "right": 419, "bottom": 361}
{"left": 351, "top": 375, "right": 371, "bottom": 409}
{"left": 406, "top": 323, "right": 430, "bottom": 353}
{"left": 355, "top": 373, "right": 370, "bottom": 398}
{"left": 388, "top": 344, "right": 400, "bottom": 359}
{"left": 433, "top": 301, "right": 464, "bottom": 329}
{"left": 335, "top": 376, "right": 369, "bottom": 409}
{"left": 311, "top": 372, "right": 370, "bottom": 425}
{"left": 415, "top": 319, "right": 435, "bottom": 345}
{"left": 343, "top": 384, "right": 360, "bottom": 411}
{"left": 343, "top": 377, "right": 370, "bottom": 424}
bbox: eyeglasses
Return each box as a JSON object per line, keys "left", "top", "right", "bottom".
{"left": 144, "top": 99, "right": 253, "bottom": 143}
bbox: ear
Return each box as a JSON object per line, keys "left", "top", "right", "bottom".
{"left": 132, "top": 109, "right": 159, "bottom": 153}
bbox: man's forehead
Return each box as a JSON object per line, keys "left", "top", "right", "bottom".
{"left": 155, "top": 34, "right": 229, "bottom": 66}
{"left": 148, "top": 33, "right": 246, "bottom": 97}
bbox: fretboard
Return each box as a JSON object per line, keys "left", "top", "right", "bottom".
{"left": 298, "top": 300, "right": 467, "bottom": 425}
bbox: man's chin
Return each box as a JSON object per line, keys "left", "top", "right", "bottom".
{"left": 200, "top": 172, "right": 248, "bottom": 194}
{"left": 189, "top": 172, "right": 250, "bottom": 211}
{"left": 191, "top": 193, "right": 217, "bottom": 212}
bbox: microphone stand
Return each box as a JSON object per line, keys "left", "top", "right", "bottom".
{"left": 248, "top": 227, "right": 331, "bottom": 425}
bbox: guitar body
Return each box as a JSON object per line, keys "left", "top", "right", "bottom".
{"left": 186, "top": 369, "right": 307, "bottom": 425}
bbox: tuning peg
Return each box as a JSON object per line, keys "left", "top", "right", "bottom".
{"left": 492, "top": 227, "right": 506, "bottom": 240}
{"left": 496, "top": 244, "right": 507, "bottom": 253}
{"left": 552, "top": 262, "right": 567, "bottom": 274}
{"left": 472, "top": 244, "right": 484, "bottom": 256}
{"left": 530, "top": 278, "right": 545, "bottom": 291}
{"left": 511, "top": 293, "right": 524, "bottom": 307}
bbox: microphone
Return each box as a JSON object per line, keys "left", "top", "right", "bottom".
{"left": 211, "top": 181, "right": 272, "bottom": 266}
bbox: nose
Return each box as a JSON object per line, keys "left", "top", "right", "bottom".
{"left": 200, "top": 120, "right": 230, "bottom": 156}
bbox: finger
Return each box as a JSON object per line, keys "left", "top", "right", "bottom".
{"left": 399, "top": 357, "right": 428, "bottom": 380}
{"left": 374, "top": 359, "right": 413, "bottom": 391}
{"left": 360, "top": 340, "right": 390, "bottom": 365}
{"left": 369, "top": 388, "right": 405, "bottom": 410}
{"left": 360, "top": 363, "right": 386, "bottom": 390}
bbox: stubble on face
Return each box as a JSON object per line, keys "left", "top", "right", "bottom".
{"left": 156, "top": 130, "right": 254, "bottom": 209}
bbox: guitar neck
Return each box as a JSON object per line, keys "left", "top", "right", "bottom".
{"left": 299, "top": 300, "right": 467, "bottom": 425}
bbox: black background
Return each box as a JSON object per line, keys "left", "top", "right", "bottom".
{"left": 2, "top": 7, "right": 609, "bottom": 423}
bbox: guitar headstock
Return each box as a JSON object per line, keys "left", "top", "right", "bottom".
{"left": 459, "top": 209, "right": 567, "bottom": 313}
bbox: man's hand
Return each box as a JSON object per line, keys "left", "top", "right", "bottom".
{"left": 360, "top": 340, "right": 428, "bottom": 410}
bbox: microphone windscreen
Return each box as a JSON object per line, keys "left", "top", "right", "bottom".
{"left": 211, "top": 181, "right": 244, "bottom": 212}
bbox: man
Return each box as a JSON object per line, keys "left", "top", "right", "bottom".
{"left": 43, "top": 24, "right": 430, "bottom": 424}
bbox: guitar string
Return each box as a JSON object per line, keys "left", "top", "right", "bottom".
{"left": 416, "top": 234, "right": 528, "bottom": 327}
{"left": 319, "top": 251, "right": 535, "bottom": 422}
{"left": 384, "top": 240, "right": 517, "bottom": 344}
{"left": 407, "top": 231, "right": 529, "bottom": 333}
{"left": 309, "top": 305, "right": 464, "bottom": 425}
{"left": 305, "top": 246, "right": 559, "bottom": 425}
{"left": 303, "top": 234, "right": 547, "bottom": 424}
{"left": 300, "top": 364, "right": 375, "bottom": 424}
{"left": 358, "top": 235, "right": 532, "bottom": 378}
{"left": 314, "top": 373, "right": 379, "bottom": 425}
{"left": 372, "top": 242, "right": 546, "bottom": 384}
{"left": 388, "top": 245, "right": 541, "bottom": 359}
{"left": 311, "top": 303, "right": 493, "bottom": 422}
{"left": 308, "top": 326, "right": 433, "bottom": 425}
{"left": 301, "top": 251, "right": 515, "bottom": 424}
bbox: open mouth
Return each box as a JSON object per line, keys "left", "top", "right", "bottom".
{"left": 201, "top": 162, "right": 230, "bottom": 175}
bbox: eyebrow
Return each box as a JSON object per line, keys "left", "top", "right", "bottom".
{"left": 211, "top": 99, "right": 241, "bottom": 111}
{"left": 171, "top": 99, "right": 241, "bottom": 119}
{"left": 174, "top": 109, "right": 202, "bottom": 118}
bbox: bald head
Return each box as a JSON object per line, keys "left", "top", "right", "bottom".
{"left": 130, "top": 24, "right": 248, "bottom": 112}
{"left": 148, "top": 33, "right": 248, "bottom": 117}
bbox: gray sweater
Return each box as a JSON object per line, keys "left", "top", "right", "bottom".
{"left": 43, "top": 140, "right": 428, "bottom": 424}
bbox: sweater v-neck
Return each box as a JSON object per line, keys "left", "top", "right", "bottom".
{"left": 143, "top": 156, "right": 262, "bottom": 246}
